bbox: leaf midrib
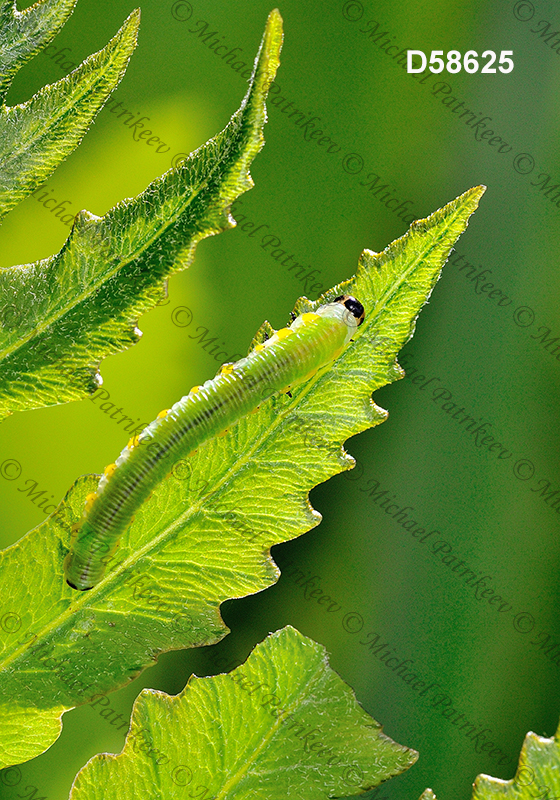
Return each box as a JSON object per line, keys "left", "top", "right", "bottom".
{"left": 212, "top": 659, "right": 326, "bottom": 799}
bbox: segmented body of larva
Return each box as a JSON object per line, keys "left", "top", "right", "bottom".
{"left": 64, "top": 296, "right": 365, "bottom": 590}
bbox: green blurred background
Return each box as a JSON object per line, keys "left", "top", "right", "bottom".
{"left": 1, "top": 0, "right": 560, "bottom": 797}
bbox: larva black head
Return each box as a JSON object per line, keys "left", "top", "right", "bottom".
{"left": 334, "top": 295, "right": 365, "bottom": 326}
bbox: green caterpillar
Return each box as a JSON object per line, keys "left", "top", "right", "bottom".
{"left": 64, "top": 295, "right": 365, "bottom": 590}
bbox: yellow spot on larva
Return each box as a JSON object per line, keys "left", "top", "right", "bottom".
{"left": 189, "top": 385, "right": 202, "bottom": 395}
{"left": 300, "top": 312, "right": 320, "bottom": 324}
{"left": 276, "top": 327, "right": 293, "bottom": 340}
{"left": 128, "top": 435, "right": 140, "bottom": 449}
{"left": 254, "top": 343, "right": 265, "bottom": 352}
{"left": 220, "top": 363, "right": 235, "bottom": 375}
{"left": 157, "top": 409, "right": 169, "bottom": 419}
{"left": 217, "top": 428, "right": 229, "bottom": 438}
{"left": 84, "top": 492, "right": 97, "bottom": 511}
{"left": 103, "top": 463, "right": 117, "bottom": 478}
{"left": 281, "top": 386, "right": 292, "bottom": 395}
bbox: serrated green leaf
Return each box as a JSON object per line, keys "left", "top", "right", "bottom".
{"left": 0, "top": 6, "right": 140, "bottom": 221}
{"left": 0, "top": 185, "right": 484, "bottom": 768}
{"left": 0, "top": 0, "right": 77, "bottom": 101}
{"left": 418, "top": 718, "right": 560, "bottom": 800}
{"left": 0, "top": 8, "right": 282, "bottom": 419}
{"left": 69, "top": 627, "right": 417, "bottom": 800}
{"left": 472, "top": 719, "right": 560, "bottom": 800}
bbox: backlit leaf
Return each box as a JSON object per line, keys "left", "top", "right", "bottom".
{"left": 0, "top": 185, "right": 484, "bottom": 767}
